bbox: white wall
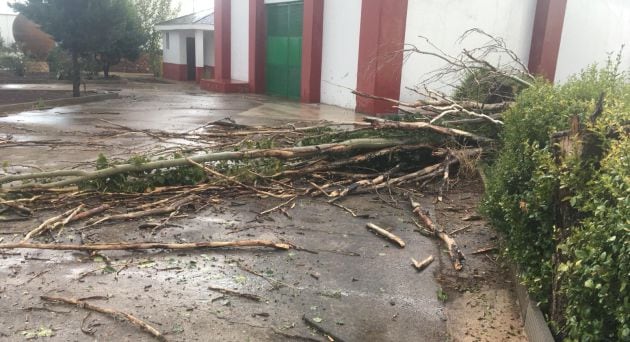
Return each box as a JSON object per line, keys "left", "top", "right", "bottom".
{"left": 0, "top": 14, "right": 15, "bottom": 45}
{"left": 231, "top": 0, "right": 249, "bottom": 82}
{"left": 204, "top": 31, "right": 215, "bottom": 67}
{"left": 555, "top": 0, "right": 630, "bottom": 83}
{"left": 399, "top": 0, "right": 537, "bottom": 103}
{"left": 320, "top": 0, "right": 361, "bottom": 109}
{"left": 163, "top": 31, "right": 181, "bottom": 64}
{"left": 195, "top": 30, "right": 204, "bottom": 67}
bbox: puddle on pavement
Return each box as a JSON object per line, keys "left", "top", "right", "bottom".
{"left": 0, "top": 84, "right": 28, "bottom": 89}
{"left": 0, "top": 110, "right": 73, "bottom": 126}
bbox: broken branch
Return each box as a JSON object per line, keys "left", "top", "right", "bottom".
{"left": 411, "top": 255, "right": 435, "bottom": 271}
{"left": 0, "top": 240, "right": 291, "bottom": 251}
{"left": 40, "top": 295, "right": 167, "bottom": 341}
{"left": 366, "top": 223, "right": 406, "bottom": 248}
{"left": 410, "top": 199, "right": 465, "bottom": 271}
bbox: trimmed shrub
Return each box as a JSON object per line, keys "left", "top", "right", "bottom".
{"left": 481, "top": 56, "right": 629, "bottom": 340}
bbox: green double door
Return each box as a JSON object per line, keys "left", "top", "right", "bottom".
{"left": 266, "top": 1, "right": 303, "bottom": 100}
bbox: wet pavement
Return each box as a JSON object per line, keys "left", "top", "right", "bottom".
{"left": 0, "top": 78, "right": 525, "bottom": 341}
{"left": 0, "top": 195, "right": 449, "bottom": 341}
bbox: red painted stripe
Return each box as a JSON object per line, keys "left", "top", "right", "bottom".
{"left": 300, "top": 0, "right": 324, "bottom": 103}
{"left": 356, "top": 0, "right": 408, "bottom": 115}
{"left": 195, "top": 67, "right": 204, "bottom": 83}
{"left": 249, "top": 0, "right": 266, "bottom": 93}
{"left": 162, "top": 63, "right": 188, "bottom": 81}
{"left": 528, "top": 0, "right": 567, "bottom": 81}
{"left": 214, "top": 0, "right": 231, "bottom": 80}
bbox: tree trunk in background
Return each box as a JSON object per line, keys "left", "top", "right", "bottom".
{"left": 103, "top": 62, "right": 110, "bottom": 78}
{"left": 71, "top": 50, "right": 80, "bottom": 97}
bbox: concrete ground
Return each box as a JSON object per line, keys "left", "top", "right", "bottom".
{"left": 0, "top": 77, "right": 525, "bottom": 341}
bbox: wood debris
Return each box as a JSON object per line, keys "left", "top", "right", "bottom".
{"left": 410, "top": 199, "right": 465, "bottom": 271}
{"left": 411, "top": 255, "right": 435, "bottom": 271}
{"left": 40, "top": 295, "right": 167, "bottom": 341}
{"left": 366, "top": 223, "right": 406, "bottom": 248}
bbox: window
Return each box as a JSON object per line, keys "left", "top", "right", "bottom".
{"left": 165, "top": 32, "right": 170, "bottom": 49}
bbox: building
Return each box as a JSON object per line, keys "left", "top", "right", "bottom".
{"left": 156, "top": 9, "right": 216, "bottom": 83}
{"left": 159, "top": 0, "right": 630, "bottom": 114}
{"left": 0, "top": 13, "right": 16, "bottom": 45}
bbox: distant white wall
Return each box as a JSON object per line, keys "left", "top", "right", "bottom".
{"left": 399, "top": 0, "right": 537, "bottom": 103}
{"left": 195, "top": 30, "right": 204, "bottom": 67}
{"left": 163, "top": 31, "right": 180, "bottom": 64}
{"left": 0, "top": 14, "right": 16, "bottom": 45}
{"left": 204, "top": 31, "right": 215, "bottom": 66}
{"left": 231, "top": 0, "right": 249, "bottom": 82}
{"left": 320, "top": 0, "right": 361, "bottom": 109}
{"left": 555, "top": 0, "right": 630, "bottom": 83}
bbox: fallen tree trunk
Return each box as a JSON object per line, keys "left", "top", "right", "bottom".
{"left": 277, "top": 144, "right": 435, "bottom": 177}
{"left": 410, "top": 199, "right": 465, "bottom": 271}
{"left": 0, "top": 240, "right": 292, "bottom": 251}
{"left": 0, "top": 138, "right": 402, "bottom": 190}
{"left": 363, "top": 117, "right": 493, "bottom": 143}
{"left": 40, "top": 295, "right": 167, "bottom": 341}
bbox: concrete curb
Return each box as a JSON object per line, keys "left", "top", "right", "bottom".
{"left": 0, "top": 92, "right": 120, "bottom": 114}
{"left": 512, "top": 268, "right": 555, "bottom": 342}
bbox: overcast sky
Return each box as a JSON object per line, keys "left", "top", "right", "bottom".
{"left": 1, "top": 1, "right": 211, "bottom": 16}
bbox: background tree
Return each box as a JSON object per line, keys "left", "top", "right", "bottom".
{"left": 96, "top": 1, "right": 147, "bottom": 78}
{"left": 10, "top": 0, "right": 138, "bottom": 96}
{"left": 132, "top": 0, "right": 180, "bottom": 77}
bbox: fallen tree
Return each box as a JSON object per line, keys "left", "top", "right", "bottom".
{"left": 0, "top": 29, "right": 530, "bottom": 276}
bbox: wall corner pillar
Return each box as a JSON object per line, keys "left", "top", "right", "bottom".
{"left": 214, "top": 0, "right": 232, "bottom": 81}
{"left": 355, "top": 0, "right": 408, "bottom": 115}
{"left": 249, "top": 0, "right": 266, "bottom": 93}
{"left": 300, "top": 0, "right": 324, "bottom": 103}
{"left": 528, "top": 0, "right": 568, "bottom": 82}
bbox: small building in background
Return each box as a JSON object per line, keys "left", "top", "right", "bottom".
{"left": 156, "top": 9, "right": 215, "bottom": 83}
{"left": 0, "top": 12, "right": 16, "bottom": 45}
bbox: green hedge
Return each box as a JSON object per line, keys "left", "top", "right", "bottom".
{"left": 481, "top": 58, "right": 629, "bottom": 340}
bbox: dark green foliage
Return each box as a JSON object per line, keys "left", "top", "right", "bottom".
{"left": 96, "top": 1, "right": 147, "bottom": 77}
{"left": 132, "top": 0, "right": 180, "bottom": 77}
{"left": 46, "top": 46, "right": 70, "bottom": 79}
{"left": 453, "top": 69, "right": 529, "bottom": 104}
{"left": 560, "top": 139, "right": 630, "bottom": 341}
{"left": 482, "top": 56, "right": 629, "bottom": 340}
{"left": 82, "top": 154, "right": 206, "bottom": 193}
{"left": 0, "top": 37, "right": 26, "bottom": 76}
{"left": 12, "top": 0, "right": 148, "bottom": 95}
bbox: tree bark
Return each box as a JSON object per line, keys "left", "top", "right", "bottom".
{"left": 0, "top": 240, "right": 292, "bottom": 251}
{"left": 71, "top": 50, "right": 81, "bottom": 97}
{"left": 0, "top": 138, "right": 402, "bottom": 189}
{"left": 103, "top": 62, "right": 110, "bottom": 78}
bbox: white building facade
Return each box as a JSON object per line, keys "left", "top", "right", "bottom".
{"left": 0, "top": 13, "right": 16, "bottom": 45}
{"left": 159, "top": 0, "right": 630, "bottom": 114}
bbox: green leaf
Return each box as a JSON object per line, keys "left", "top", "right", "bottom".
{"left": 584, "top": 279, "right": 594, "bottom": 288}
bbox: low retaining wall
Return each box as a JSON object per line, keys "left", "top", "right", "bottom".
{"left": 512, "top": 268, "right": 555, "bottom": 342}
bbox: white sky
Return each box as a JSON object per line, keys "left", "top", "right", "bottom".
{"left": 0, "top": 1, "right": 212, "bottom": 16}
{"left": 0, "top": 1, "right": 14, "bottom": 15}
{"left": 178, "top": 0, "right": 213, "bottom": 16}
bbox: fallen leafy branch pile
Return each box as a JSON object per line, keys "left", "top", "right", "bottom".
{"left": 0, "top": 106, "right": 497, "bottom": 270}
